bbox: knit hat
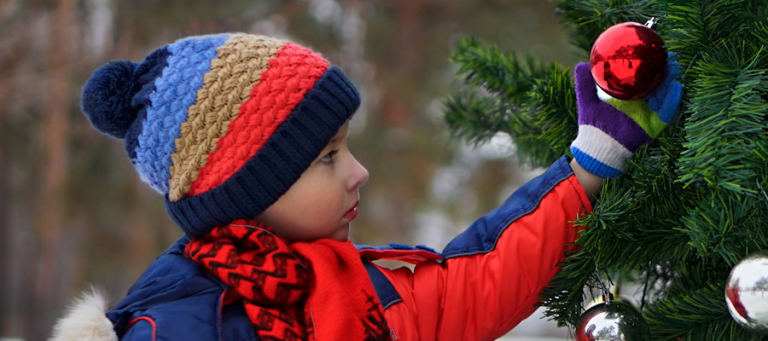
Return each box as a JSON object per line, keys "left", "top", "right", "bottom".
{"left": 81, "top": 33, "right": 360, "bottom": 238}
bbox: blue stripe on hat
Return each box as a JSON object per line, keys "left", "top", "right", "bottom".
{"left": 135, "top": 34, "right": 231, "bottom": 194}
{"left": 125, "top": 46, "right": 172, "bottom": 161}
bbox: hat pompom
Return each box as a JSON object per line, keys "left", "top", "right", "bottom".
{"left": 81, "top": 60, "right": 140, "bottom": 139}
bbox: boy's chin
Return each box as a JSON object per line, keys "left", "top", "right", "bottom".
{"left": 331, "top": 224, "right": 351, "bottom": 241}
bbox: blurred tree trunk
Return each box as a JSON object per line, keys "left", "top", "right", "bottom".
{"left": 32, "top": 0, "right": 75, "bottom": 338}
{"left": 379, "top": 0, "right": 424, "bottom": 239}
{"left": 0, "top": 6, "right": 31, "bottom": 336}
{"left": 379, "top": 0, "right": 424, "bottom": 128}
{"left": 0, "top": 31, "right": 9, "bottom": 335}
{"left": 0, "top": 102, "right": 7, "bottom": 336}
{"left": 398, "top": 0, "right": 423, "bottom": 82}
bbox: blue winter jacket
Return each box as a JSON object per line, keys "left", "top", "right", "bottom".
{"left": 99, "top": 156, "right": 591, "bottom": 341}
{"left": 105, "top": 237, "right": 259, "bottom": 341}
{"left": 104, "top": 235, "right": 440, "bottom": 341}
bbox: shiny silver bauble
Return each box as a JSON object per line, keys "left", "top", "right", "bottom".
{"left": 725, "top": 251, "right": 768, "bottom": 334}
{"left": 575, "top": 300, "right": 651, "bottom": 341}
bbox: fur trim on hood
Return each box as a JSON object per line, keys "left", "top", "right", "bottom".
{"left": 49, "top": 287, "right": 118, "bottom": 341}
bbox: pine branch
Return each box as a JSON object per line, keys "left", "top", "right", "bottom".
{"left": 448, "top": 36, "right": 548, "bottom": 103}
{"left": 666, "top": 0, "right": 767, "bottom": 82}
{"left": 605, "top": 142, "right": 698, "bottom": 266}
{"left": 552, "top": 0, "right": 664, "bottom": 55}
{"left": 643, "top": 282, "right": 763, "bottom": 341}
{"left": 539, "top": 240, "right": 596, "bottom": 327}
{"left": 444, "top": 37, "right": 576, "bottom": 167}
{"left": 676, "top": 42, "right": 768, "bottom": 195}
{"left": 525, "top": 64, "right": 579, "bottom": 159}
{"left": 752, "top": 21, "right": 768, "bottom": 48}
{"left": 442, "top": 90, "right": 513, "bottom": 146}
{"left": 574, "top": 145, "right": 694, "bottom": 270}
{"left": 682, "top": 190, "right": 768, "bottom": 266}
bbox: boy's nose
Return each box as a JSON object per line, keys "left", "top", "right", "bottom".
{"left": 348, "top": 156, "right": 369, "bottom": 191}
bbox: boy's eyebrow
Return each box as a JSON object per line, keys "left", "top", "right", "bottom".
{"left": 328, "top": 134, "right": 349, "bottom": 145}
{"left": 320, "top": 136, "right": 340, "bottom": 151}
{"left": 323, "top": 128, "right": 352, "bottom": 149}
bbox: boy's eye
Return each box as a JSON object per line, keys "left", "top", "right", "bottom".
{"left": 320, "top": 150, "right": 339, "bottom": 163}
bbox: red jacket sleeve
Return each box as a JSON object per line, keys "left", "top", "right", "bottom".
{"left": 380, "top": 156, "right": 592, "bottom": 341}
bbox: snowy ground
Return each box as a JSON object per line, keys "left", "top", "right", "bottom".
{"left": 499, "top": 306, "right": 570, "bottom": 340}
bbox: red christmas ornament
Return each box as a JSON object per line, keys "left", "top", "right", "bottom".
{"left": 589, "top": 20, "right": 667, "bottom": 100}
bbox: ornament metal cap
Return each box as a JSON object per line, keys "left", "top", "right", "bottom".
{"left": 644, "top": 17, "right": 659, "bottom": 29}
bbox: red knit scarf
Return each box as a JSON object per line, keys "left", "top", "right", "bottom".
{"left": 185, "top": 219, "right": 390, "bottom": 341}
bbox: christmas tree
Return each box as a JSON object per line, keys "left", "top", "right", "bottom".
{"left": 443, "top": 0, "right": 768, "bottom": 340}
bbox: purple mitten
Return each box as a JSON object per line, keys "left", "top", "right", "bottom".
{"left": 570, "top": 61, "right": 683, "bottom": 178}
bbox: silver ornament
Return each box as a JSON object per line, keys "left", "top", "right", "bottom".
{"left": 725, "top": 250, "right": 768, "bottom": 334}
{"left": 575, "top": 299, "right": 651, "bottom": 341}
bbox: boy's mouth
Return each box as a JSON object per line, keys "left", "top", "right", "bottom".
{"left": 343, "top": 202, "right": 359, "bottom": 221}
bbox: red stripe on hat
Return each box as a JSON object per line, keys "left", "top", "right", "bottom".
{"left": 188, "top": 43, "right": 330, "bottom": 196}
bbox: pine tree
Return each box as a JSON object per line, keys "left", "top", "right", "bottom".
{"left": 443, "top": 0, "right": 768, "bottom": 339}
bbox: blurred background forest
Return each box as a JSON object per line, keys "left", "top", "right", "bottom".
{"left": 0, "top": 0, "right": 577, "bottom": 340}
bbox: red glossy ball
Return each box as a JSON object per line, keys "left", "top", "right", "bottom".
{"left": 589, "top": 22, "right": 667, "bottom": 100}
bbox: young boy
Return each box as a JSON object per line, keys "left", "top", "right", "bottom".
{"left": 50, "top": 33, "right": 681, "bottom": 341}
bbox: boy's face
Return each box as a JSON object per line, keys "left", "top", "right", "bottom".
{"left": 256, "top": 121, "right": 369, "bottom": 243}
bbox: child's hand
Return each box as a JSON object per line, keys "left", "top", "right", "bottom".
{"left": 570, "top": 57, "right": 683, "bottom": 179}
